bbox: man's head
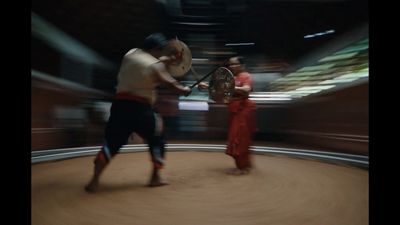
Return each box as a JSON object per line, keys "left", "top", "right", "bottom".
{"left": 227, "top": 56, "right": 245, "bottom": 75}
{"left": 142, "top": 33, "right": 169, "bottom": 57}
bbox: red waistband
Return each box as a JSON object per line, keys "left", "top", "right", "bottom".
{"left": 115, "top": 92, "right": 151, "bottom": 105}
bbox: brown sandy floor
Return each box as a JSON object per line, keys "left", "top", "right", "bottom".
{"left": 32, "top": 151, "right": 368, "bottom": 225}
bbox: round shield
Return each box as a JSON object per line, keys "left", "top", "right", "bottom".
{"left": 209, "top": 67, "right": 235, "bottom": 103}
{"left": 164, "top": 40, "right": 192, "bottom": 78}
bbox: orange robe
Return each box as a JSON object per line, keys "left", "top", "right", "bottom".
{"left": 226, "top": 72, "right": 257, "bottom": 169}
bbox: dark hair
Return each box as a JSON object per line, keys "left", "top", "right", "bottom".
{"left": 142, "top": 33, "right": 168, "bottom": 50}
{"left": 225, "top": 56, "right": 245, "bottom": 67}
{"left": 236, "top": 56, "right": 245, "bottom": 65}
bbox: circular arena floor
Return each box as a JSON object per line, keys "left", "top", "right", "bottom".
{"left": 32, "top": 151, "right": 368, "bottom": 225}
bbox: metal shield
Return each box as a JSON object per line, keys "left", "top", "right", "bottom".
{"left": 164, "top": 40, "right": 192, "bottom": 78}
{"left": 209, "top": 67, "right": 235, "bottom": 103}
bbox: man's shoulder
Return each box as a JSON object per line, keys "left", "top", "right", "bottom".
{"left": 124, "top": 49, "right": 159, "bottom": 64}
{"left": 124, "top": 48, "right": 139, "bottom": 56}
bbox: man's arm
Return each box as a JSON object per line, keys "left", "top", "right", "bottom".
{"left": 197, "top": 82, "right": 209, "bottom": 90}
{"left": 235, "top": 85, "right": 251, "bottom": 93}
{"left": 152, "top": 62, "right": 191, "bottom": 96}
{"left": 233, "top": 85, "right": 251, "bottom": 98}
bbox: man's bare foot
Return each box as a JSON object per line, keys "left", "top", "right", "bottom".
{"left": 148, "top": 180, "right": 169, "bottom": 187}
{"left": 84, "top": 181, "right": 99, "bottom": 193}
{"left": 226, "top": 168, "right": 250, "bottom": 175}
{"left": 241, "top": 168, "right": 250, "bottom": 175}
{"left": 226, "top": 168, "right": 240, "bottom": 175}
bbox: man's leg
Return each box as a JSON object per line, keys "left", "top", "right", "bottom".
{"left": 85, "top": 146, "right": 111, "bottom": 192}
{"left": 137, "top": 112, "right": 168, "bottom": 187}
{"left": 148, "top": 140, "right": 168, "bottom": 187}
{"left": 229, "top": 139, "right": 252, "bottom": 175}
{"left": 236, "top": 153, "right": 252, "bottom": 172}
{"left": 85, "top": 127, "right": 131, "bottom": 192}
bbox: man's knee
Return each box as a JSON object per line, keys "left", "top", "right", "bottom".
{"left": 94, "top": 144, "right": 117, "bottom": 164}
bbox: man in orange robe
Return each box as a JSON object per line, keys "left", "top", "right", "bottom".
{"left": 225, "top": 56, "right": 257, "bottom": 174}
{"left": 199, "top": 56, "right": 257, "bottom": 175}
